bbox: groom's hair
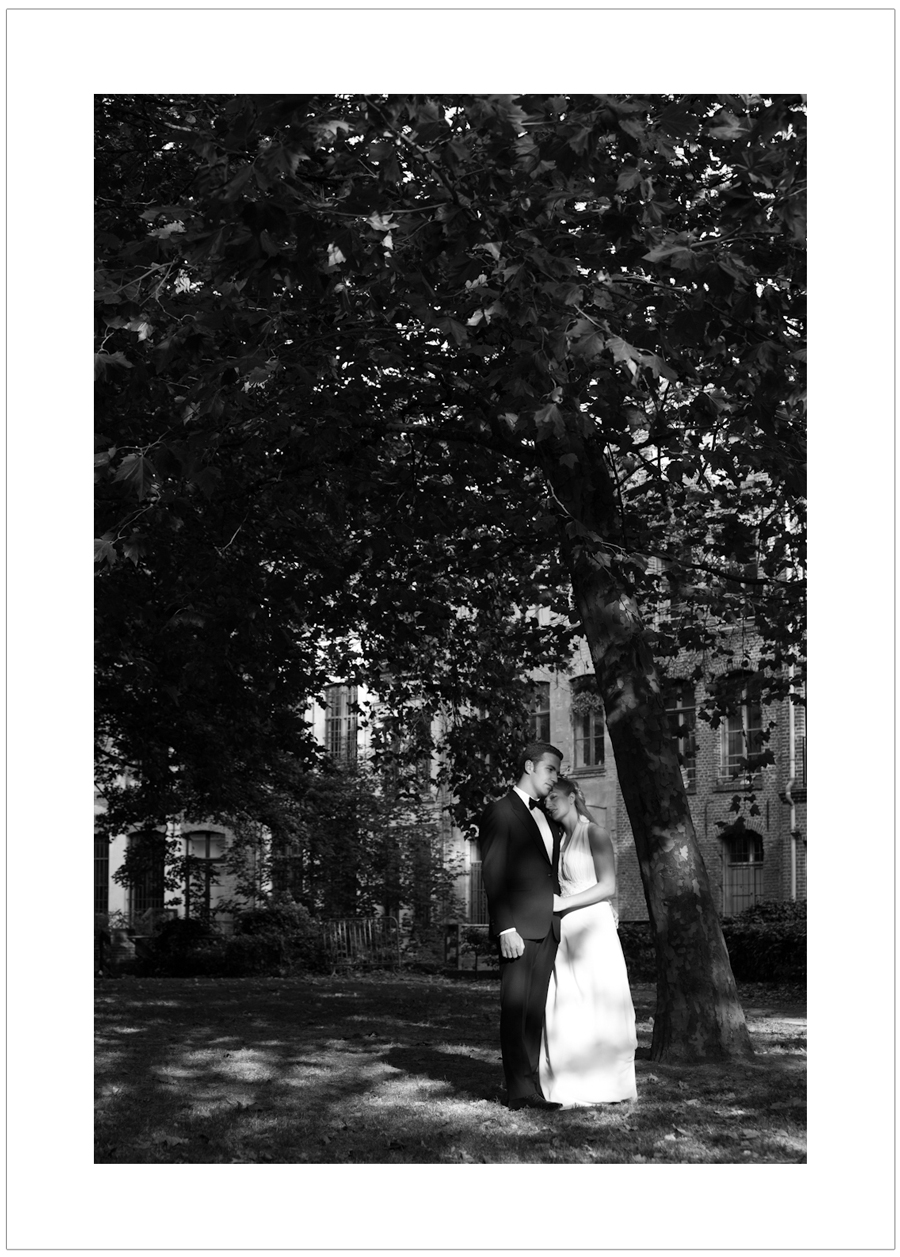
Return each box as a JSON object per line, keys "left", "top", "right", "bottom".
{"left": 516, "top": 741, "right": 563, "bottom": 778}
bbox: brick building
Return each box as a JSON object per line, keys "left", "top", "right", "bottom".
{"left": 97, "top": 645, "right": 805, "bottom": 934}
{"left": 459, "top": 628, "right": 806, "bottom": 925}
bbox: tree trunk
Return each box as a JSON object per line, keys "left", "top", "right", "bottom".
{"left": 545, "top": 448, "right": 753, "bottom": 1061}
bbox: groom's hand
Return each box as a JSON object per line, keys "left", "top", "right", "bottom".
{"left": 499, "top": 930, "right": 525, "bottom": 960}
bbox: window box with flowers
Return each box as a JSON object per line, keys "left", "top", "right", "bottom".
{"left": 570, "top": 677, "right": 606, "bottom": 772}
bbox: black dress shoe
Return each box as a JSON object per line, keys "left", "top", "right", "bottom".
{"left": 509, "top": 1095, "right": 562, "bottom": 1111}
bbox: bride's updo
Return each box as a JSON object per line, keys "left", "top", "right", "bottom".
{"left": 555, "top": 776, "right": 600, "bottom": 825}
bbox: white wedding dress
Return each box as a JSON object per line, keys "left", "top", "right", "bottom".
{"left": 540, "top": 817, "right": 638, "bottom": 1106}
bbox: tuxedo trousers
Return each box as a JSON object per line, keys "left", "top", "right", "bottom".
{"left": 498, "top": 930, "right": 558, "bottom": 1102}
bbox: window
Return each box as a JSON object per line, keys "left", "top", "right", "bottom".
{"left": 468, "top": 859, "right": 489, "bottom": 925}
{"left": 571, "top": 675, "right": 605, "bottom": 769}
{"left": 325, "top": 684, "right": 358, "bottom": 762}
{"left": 94, "top": 835, "right": 109, "bottom": 916}
{"left": 128, "top": 830, "right": 166, "bottom": 926}
{"left": 663, "top": 680, "right": 697, "bottom": 789}
{"left": 388, "top": 713, "right": 432, "bottom": 794}
{"left": 717, "top": 674, "right": 765, "bottom": 784}
{"left": 793, "top": 695, "right": 806, "bottom": 787}
{"left": 531, "top": 681, "right": 550, "bottom": 743}
{"left": 184, "top": 830, "right": 226, "bottom": 921}
{"left": 722, "top": 828, "right": 764, "bottom": 916}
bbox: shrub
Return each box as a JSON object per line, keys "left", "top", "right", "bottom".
{"left": 235, "top": 901, "right": 316, "bottom": 936}
{"left": 219, "top": 933, "right": 286, "bottom": 977}
{"left": 399, "top": 924, "right": 447, "bottom": 973}
{"left": 722, "top": 900, "right": 806, "bottom": 983}
{"left": 617, "top": 921, "right": 657, "bottom": 982}
{"left": 134, "top": 917, "right": 226, "bottom": 977}
{"left": 233, "top": 900, "right": 327, "bottom": 974}
{"left": 460, "top": 926, "right": 498, "bottom": 971}
{"left": 617, "top": 903, "right": 806, "bottom": 985}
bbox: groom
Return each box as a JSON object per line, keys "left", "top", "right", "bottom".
{"left": 478, "top": 741, "right": 564, "bottom": 1111}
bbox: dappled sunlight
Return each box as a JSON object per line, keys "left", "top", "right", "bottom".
{"left": 95, "top": 974, "right": 804, "bottom": 1163}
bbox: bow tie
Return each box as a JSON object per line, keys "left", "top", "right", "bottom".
{"left": 528, "top": 797, "right": 541, "bottom": 810}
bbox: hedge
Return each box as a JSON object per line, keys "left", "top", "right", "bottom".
{"left": 618, "top": 901, "right": 806, "bottom": 985}
{"left": 132, "top": 908, "right": 328, "bottom": 978}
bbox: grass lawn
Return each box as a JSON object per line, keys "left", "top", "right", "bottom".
{"left": 95, "top": 973, "right": 805, "bottom": 1164}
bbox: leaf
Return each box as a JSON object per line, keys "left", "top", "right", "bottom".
{"left": 606, "top": 336, "right": 640, "bottom": 365}
{"left": 617, "top": 166, "right": 642, "bottom": 192}
{"left": 94, "top": 536, "right": 117, "bottom": 566}
{"left": 558, "top": 453, "right": 579, "bottom": 469}
{"left": 643, "top": 241, "right": 691, "bottom": 264}
{"left": 567, "top": 125, "right": 593, "bottom": 155}
{"left": 148, "top": 220, "right": 185, "bottom": 240}
{"left": 94, "top": 351, "right": 132, "bottom": 379}
{"left": 367, "top": 212, "right": 395, "bottom": 232}
{"left": 533, "top": 403, "right": 563, "bottom": 437}
{"left": 125, "top": 318, "right": 154, "bottom": 341}
{"left": 618, "top": 117, "right": 646, "bottom": 141}
{"left": 708, "top": 111, "right": 748, "bottom": 140}
{"left": 570, "top": 331, "right": 605, "bottom": 360}
{"left": 644, "top": 353, "right": 678, "bottom": 382}
{"left": 436, "top": 316, "right": 468, "bottom": 346}
{"left": 122, "top": 535, "right": 149, "bottom": 565}
{"left": 222, "top": 164, "right": 254, "bottom": 201}
{"left": 554, "top": 282, "right": 582, "bottom": 306}
{"left": 113, "top": 453, "right": 157, "bottom": 500}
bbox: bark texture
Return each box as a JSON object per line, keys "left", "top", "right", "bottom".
{"left": 545, "top": 444, "right": 753, "bottom": 1061}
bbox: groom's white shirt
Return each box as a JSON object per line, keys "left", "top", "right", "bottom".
{"left": 513, "top": 786, "right": 554, "bottom": 860}
{"left": 497, "top": 787, "right": 555, "bottom": 936}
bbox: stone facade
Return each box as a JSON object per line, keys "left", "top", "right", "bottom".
{"left": 456, "top": 630, "right": 806, "bottom": 925}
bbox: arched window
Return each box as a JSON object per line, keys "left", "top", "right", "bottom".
{"left": 94, "top": 834, "right": 110, "bottom": 916}
{"left": 467, "top": 842, "right": 489, "bottom": 925}
{"left": 325, "top": 684, "right": 358, "bottom": 762}
{"left": 128, "top": 829, "right": 167, "bottom": 927}
{"left": 183, "top": 830, "right": 226, "bottom": 921}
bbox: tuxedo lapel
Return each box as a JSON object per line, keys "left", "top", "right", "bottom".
{"left": 509, "top": 791, "right": 553, "bottom": 864}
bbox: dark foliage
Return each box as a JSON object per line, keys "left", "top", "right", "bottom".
{"left": 618, "top": 905, "right": 806, "bottom": 985}
{"left": 617, "top": 921, "right": 659, "bottom": 983}
{"left": 133, "top": 905, "right": 328, "bottom": 977}
{"left": 722, "top": 900, "right": 806, "bottom": 982}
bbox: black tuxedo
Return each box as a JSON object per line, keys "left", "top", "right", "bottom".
{"left": 478, "top": 790, "right": 562, "bottom": 1103}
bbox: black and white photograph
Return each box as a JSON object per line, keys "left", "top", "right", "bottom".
{"left": 6, "top": 5, "right": 895, "bottom": 1253}
{"left": 91, "top": 85, "right": 809, "bottom": 1163}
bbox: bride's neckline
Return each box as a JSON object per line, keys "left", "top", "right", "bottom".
{"left": 560, "top": 815, "right": 589, "bottom": 854}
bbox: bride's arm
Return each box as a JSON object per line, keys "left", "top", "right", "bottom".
{"left": 553, "top": 825, "right": 616, "bottom": 912}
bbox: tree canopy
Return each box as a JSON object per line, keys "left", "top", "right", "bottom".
{"left": 96, "top": 95, "right": 805, "bottom": 1058}
{"left": 95, "top": 92, "right": 805, "bottom": 827}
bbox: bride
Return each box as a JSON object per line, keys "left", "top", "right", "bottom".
{"left": 540, "top": 776, "right": 638, "bottom": 1106}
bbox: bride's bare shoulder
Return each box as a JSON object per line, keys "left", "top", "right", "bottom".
{"left": 585, "top": 821, "right": 612, "bottom": 847}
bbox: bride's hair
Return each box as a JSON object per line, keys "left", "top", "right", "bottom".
{"left": 555, "top": 775, "right": 600, "bottom": 825}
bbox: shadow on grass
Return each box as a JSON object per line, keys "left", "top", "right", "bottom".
{"left": 95, "top": 974, "right": 805, "bottom": 1164}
